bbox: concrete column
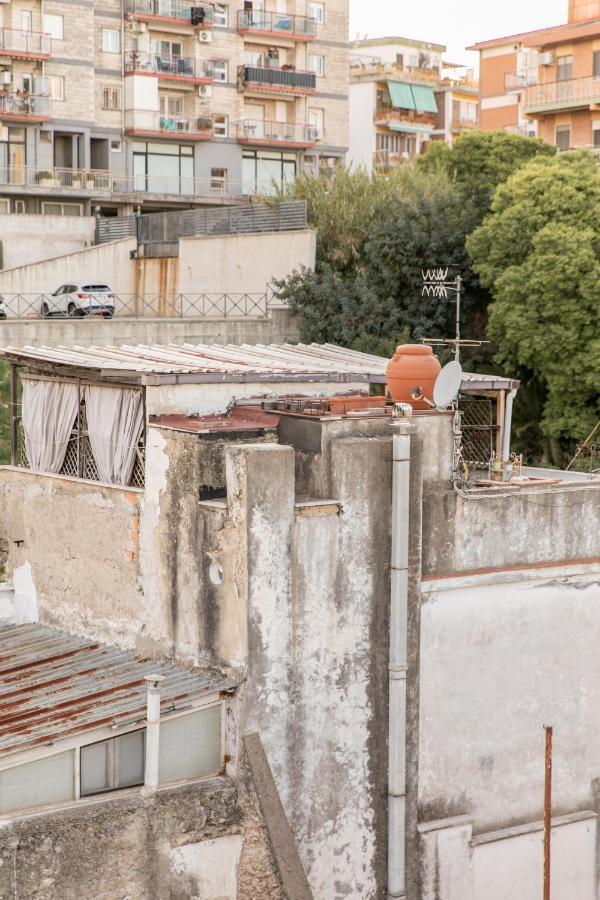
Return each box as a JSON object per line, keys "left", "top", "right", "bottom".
{"left": 142, "top": 673, "right": 165, "bottom": 796}
{"left": 419, "top": 817, "right": 473, "bottom": 900}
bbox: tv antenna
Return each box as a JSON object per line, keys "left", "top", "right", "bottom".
{"left": 421, "top": 268, "right": 489, "bottom": 363}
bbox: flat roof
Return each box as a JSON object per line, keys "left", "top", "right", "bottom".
{"left": 0, "top": 623, "right": 236, "bottom": 759}
{"left": 351, "top": 35, "right": 446, "bottom": 52}
{"left": 1, "top": 342, "right": 520, "bottom": 391}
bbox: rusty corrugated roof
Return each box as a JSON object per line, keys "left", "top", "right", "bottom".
{"left": 0, "top": 623, "right": 237, "bottom": 759}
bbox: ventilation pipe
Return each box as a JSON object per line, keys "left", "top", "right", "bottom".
{"left": 388, "top": 420, "right": 412, "bottom": 900}
{"left": 142, "top": 673, "right": 165, "bottom": 796}
{"left": 502, "top": 389, "right": 518, "bottom": 462}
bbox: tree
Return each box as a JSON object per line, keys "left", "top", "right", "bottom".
{"left": 467, "top": 152, "right": 600, "bottom": 464}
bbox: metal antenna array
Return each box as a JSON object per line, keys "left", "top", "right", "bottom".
{"left": 420, "top": 268, "right": 488, "bottom": 363}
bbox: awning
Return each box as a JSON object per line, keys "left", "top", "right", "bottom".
{"left": 387, "top": 81, "right": 416, "bottom": 110}
{"left": 411, "top": 84, "right": 438, "bottom": 113}
{"left": 389, "top": 122, "right": 434, "bottom": 134}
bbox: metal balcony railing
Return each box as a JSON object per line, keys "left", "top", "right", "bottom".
{"left": 124, "top": 0, "right": 215, "bottom": 24}
{"left": 0, "top": 93, "right": 51, "bottom": 118}
{"left": 237, "top": 10, "right": 316, "bottom": 38}
{"left": 0, "top": 166, "right": 111, "bottom": 189}
{"left": 0, "top": 28, "right": 52, "bottom": 58}
{"left": 125, "top": 112, "right": 214, "bottom": 136}
{"left": 241, "top": 65, "right": 316, "bottom": 91}
{"left": 504, "top": 123, "right": 537, "bottom": 138}
{"left": 125, "top": 52, "right": 213, "bottom": 80}
{"left": 524, "top": 76, "right": 600, "bottom": 111}
{"left": 237, "top": 119, "right": 318, "bottom": 144}
{"left": 505, "top": 71, "right": 538, "bottom": 92}
{"left": 373, "top": 149, "right": 412, "bottom": 167}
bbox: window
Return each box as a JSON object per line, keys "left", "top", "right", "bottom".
{"left": 308, "top": 107, "right": 324, "bottom": 139}
{"left": 556, "top": 55, "right": 573, "bottom": 82}
{"left": 39, "top": 129, "right": 52, "bottom": 143}
{"left": 555, "top": 124, "right": 571, "bottom": 151}
{"left": 48, "top": 75, "right": 64, "bottom": 101}
{"left": 21, "top": 10, "right": 32, "bottom": 32}
{"left": 308, "top": 54, "right": 325, "bottom": 77}
{"left": 242, "top": 148, "right": 296, "bottom": 196}
{"left": 211, "top": 167, "right": 227, "bottom": 190}
{"left": 22, "top": 73, "right": 33, "bottom": 94}
{"left": 212, "top": 59, "right": 228, "bottom": 82}
{"left": 0, "top": 751, "right": 75, "bottom": 815}
{"left": 160, "top": 94, "right": 184, "bottom": 116}
{"left": 158, "top": 706, "right": 222, "bottom": 784}
{"left": 594, "top": 128, "right": 600, "bottom": 148}
{"left": 101, "top": 28, "right": 121, "bottom": 53}
{"left": 212, "top": 114, "right": 228, "bottom": 137}
{"left": 396, "top": 53, "right": 404, "bottom": 67}
{"left": 41, "top": 201, "right": 84, "bottom": 215}
{"left": 154, "top": 39, "right": 182, "bottom": 59}
{"left": 80, "top": 731, "right": 145, "bottom": 797}
{"left": 43, "top": 13, "right": 64, "bottom": 39}
{"left": 459, "top": 100, "right": 477, "bottom": 124}
{"left": 594, "top": 51, "right": 600, "bottom": 77}
{"left": 110, "top": 139, "right": 123, "bottom": 152}
{"left": 101, "top": 86, "right": 121, "bottom": 110}
{"left": 133, "top": 140, "right": 194, "bottom": 195}
{"left": 308, "top": 1, "right": 325, "bottom": 24}
{"left": 214, "top": 3, "right": 228, "bottom": 26}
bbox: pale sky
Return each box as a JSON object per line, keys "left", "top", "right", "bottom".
{"left": 349, "top": 0, "right": 568, "bottom": 67}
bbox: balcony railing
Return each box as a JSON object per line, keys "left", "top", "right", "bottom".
{"left": 125, "top": 52, "right": 213, "bottom": 80}
{"left": 504, "top": 123, "right": 537, "bottom": 138}
{"left": 241, "top": 65, "right": 316, "bottom": 92}
{"left": 237, "top": 10, "right": 316, "bottom": 39}
{"left": 0, "top": 93, "right": 51, "bottom": 120}
{"left": 124, "top": 0, "right": 215, "bottom": 24}
{"left": 0, "top": 166, "right": 112, "bottom": 190}
{"left": 375, "top": 106, "right": 436, "bottom": 126}
{"left": 373, "top": 150, "right": 411, "bottom": 168}
{"left": 505, "top": 72, "right": 538, "bottom": 93}
{"left": 125, "top": 112, "right": 214, "bottom": 137}
{"left": 524, "top": 76, "right": 600, "bottom": 112}
{"left": 0, "top": 28, "right": 52, "bottom": 59}
{"left": 237, "top": 119, "right": 318, "bottom": 145}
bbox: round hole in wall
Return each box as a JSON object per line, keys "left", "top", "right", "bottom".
{"left": 209, "top": 562, "right": 224, "bottom": 586}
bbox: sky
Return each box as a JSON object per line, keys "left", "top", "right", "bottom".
{"left": 349, "top": 0, "right": 568, "bottom": 68}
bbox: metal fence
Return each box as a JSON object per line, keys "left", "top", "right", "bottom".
{"left": 459, "top": 398, "right": 498, "bottom": 468}
{"left": 95, "top": 200, "right": 308, "bottom": 245}
{"left": 0, "top": 292, "right": 269, "bottom": 320}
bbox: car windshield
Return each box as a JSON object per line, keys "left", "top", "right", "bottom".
{"left": 82, "top": 285, "right": 111, "bottom": 292}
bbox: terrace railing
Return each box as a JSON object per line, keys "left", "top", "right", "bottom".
{"left": 241, "top": 65, "right": 316, "bottom": 91}
{"left": 0, "top": 27, "right": 52, "bottom": 57}
{"left": 237, "top": 10, "right": 317, "bottom": 38}
{"left": 0, "top": 293, "right": 269, "bottom": 320}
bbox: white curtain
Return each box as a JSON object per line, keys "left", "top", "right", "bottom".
{"left": 85, "top": 385, "right": 144, "bottom": 485}
{"left": 21, "top": 378, "right": 80, "bottom": 474}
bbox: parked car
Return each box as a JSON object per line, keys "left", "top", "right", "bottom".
{"left": 42, "top": 283, "right": 116, "bottom": 318}
{"left": 0, "top": 296, "right": 6, "bottom": 320}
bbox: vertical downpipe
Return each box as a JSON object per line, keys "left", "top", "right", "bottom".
{"left": 388, "top": 422, "right": 412, "bottom": 900}
{"left": 142, "top": 674, "right": 165, "bottom": 796}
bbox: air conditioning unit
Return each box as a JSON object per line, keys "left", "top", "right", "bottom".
{"left": 198, "top": 30, "right": 212, "bottom": 43}
{"left": 131, "top": 20, "right": 147, "bottom": 32}
{"left": 0, "top": 71, "right": 12, "bottom": 86}
{"left": 198, "top": 83, "right": 212, "bottom": 98}
{"left": 539, "top": 51, "right": 555, "bottom": 66}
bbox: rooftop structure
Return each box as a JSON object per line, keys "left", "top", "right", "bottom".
{"left": 468, "top": 1, "right": 600, "bottom": 151}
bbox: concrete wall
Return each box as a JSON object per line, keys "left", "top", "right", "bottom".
{"left": 0, "top": 307, "right": 301, "bottom": 350}
{"left": 0, "top": 215, "right": 96, "bottom": 271}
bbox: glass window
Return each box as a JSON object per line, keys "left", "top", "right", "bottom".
{"left": 213, "top": 114, "right": 228, "bottom": 137}
{"left": 101, "top": 86, "right": 121, "bottom": 110}
{"left": 213, "top": 60, "right": 228, "bottom": 82}
{"left": 0, "top": 751, "right": 75, "bottom": 815}
{"left": 101, "top": 29, "right": 121, "bottom": 53}
{"left": 594, "top": 129, "right": 600, "bottom": 148}
{"left": 308, "top": 54, "right": 325, "bottom": 77}
{"left": 242, "top": 149, "right": 297, "bottom": 196}
{"left": 214, "top": 3, "right": 228, "bottom": 26}
{"left": 594, "top": 51, "right": 600, "bottom": 78}
{"left": 44, "top": 14, "right": 64, "bottom": 39}
{"left": 308, "top": 107, "right": 324, "bottom": 139}
{"left": 158, "top": 705, "right": 222, "bottom": 784}
{"left": 160, "top": 94, "right": 183, "bottom": 117}
{"left": 22, "top": 73, "right": 33, "bottom": 94}
{"left": 21, "top": 10, "right": 32, "bottom": 32}
{"left": 48, "top": 75, "right": 64, "bottom": 101}
{"left": 308, "top": 2, "right": 324, "bottom": 24}
{"left": 211, "top": 167, "right": 227, "bottom": 190}
{"left": 556, "top": 124, "right": 571, "bottom": 151}
{"left": 80, "top": 731, "right": 145, "bottom": 797}
{"left": 556, "top": 55, "right": 573, "bottom": 82}
{"left": 133, "top": 142, "right": 194, "bottom": 195}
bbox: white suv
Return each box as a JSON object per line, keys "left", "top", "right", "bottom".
{"left": 42, "top": 283, "right": 116, "bottom": 318}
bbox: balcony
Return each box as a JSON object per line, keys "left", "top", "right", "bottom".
{"left": 125, "top": 52, "right": 213, "bottom": 83}
{"left": 240, "top": 65, "right": 316, "bottom": 96}
{"left": 0, "top": 166, "right": 112, "bottom": 192}
{"left": 125, "top": 112, "right": 214, "bottom": 140}
{"left": 237, "top": 119, "right": 318, "bottom": 148}
{"left": 374, "top": 106, "right": 436, "bottom": 131}
{"left": 0, "top": 93, "right": 50, "bottom": 122}
{"left": 505, "top": 72, "right": 538, "bottom": 94}
{"left": 504, "top": 123, "right": 537, "bottom": 138}
{"left": 124, "top": 0, "right": 214, "bottom": 27}
{"left": 373, "top": 150, "right": 411, "bottom": 169}
{"left": 0, "top": 28, "right": 52, "bottom": 61}
{"left": 237, "top": 10, "right": 316, "bottom": 41}
{"left": 524, "top": 76, "right": 600, "bottom": 114}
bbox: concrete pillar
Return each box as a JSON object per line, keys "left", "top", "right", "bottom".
{"left": 419, "top": 817, "right": 474, "bottom": 900}
{"left": 142, "top": 673, "right": 165, "bottom": 796}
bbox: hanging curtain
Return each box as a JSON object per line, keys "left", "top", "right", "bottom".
{"left": 21, "top": 378, "right": 80, "bottom": 474}
{"left": 85, "top": 385, "right": 144, "bottom": 485}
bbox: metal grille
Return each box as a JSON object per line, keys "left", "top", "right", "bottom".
{"left": 19, "top": 396, "right": 145, "bottom": 488}
{"left": 459, "top": 398, "right": 497, "bottom": 467}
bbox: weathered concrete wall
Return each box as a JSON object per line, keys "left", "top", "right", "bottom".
{"left": 0, "top": 307, "right": 301, "bottom": 350}
{"left": 0, "top": 468, "right": 143, "bottom": 648}
{"left": 0, "top": 214, "right": 95, "bottom": 270}
{"left": 0, "top": 777, "right": 282, "bottom": 900}
{"left": 418, "top": 567, "right": 600, "bottom": 833}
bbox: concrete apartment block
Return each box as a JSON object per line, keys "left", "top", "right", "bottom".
{"left": 0, "top": 0, "right": 349, "bottom": 217}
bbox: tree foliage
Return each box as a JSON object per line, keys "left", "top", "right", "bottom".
{"left": 468, "top": 153, "right": 600, "bottom": 461}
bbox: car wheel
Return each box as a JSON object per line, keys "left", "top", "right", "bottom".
{"left": 41, "top": 302, "right": 50, "bottom": 318}
{"left": 67, "top": 303, "right": 83, "bottom": 318}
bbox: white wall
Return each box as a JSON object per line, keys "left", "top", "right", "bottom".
{"left": 348, "top": 81, "right": 377, "bottom": 172}
{"left": 0, "top": 214, "right": 95, "bottom": 270}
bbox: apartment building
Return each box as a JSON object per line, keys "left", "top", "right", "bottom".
{"left": 468, "top": 0, "right": 600, "bottom": 150}
{"left": 349, "top": 36, "right": 479, "bottom": 173}
{"left": 0, "top": 0, "right": 348, "bottom": 217}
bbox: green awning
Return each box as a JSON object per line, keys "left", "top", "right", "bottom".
{"left": 411, "top": 84, "right": 438, "bottom": 114}
{"left": 389, "top": 122, "right": 434, "bottom": 134}
{"left": 387, "top": 81, "right": 416, "bottom": 111}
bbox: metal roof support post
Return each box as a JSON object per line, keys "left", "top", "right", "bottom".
{"left": 10, "top": 363, "right": 19, "bottom": 467}
{"left": 141, "top": 673, "right": 165, "bottom": 796}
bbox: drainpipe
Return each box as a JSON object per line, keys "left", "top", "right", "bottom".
{"left": 502, "top": 389, "right": 518, "bottom": 462}
{"left": 141, "top": 673, "right": 165, "bottom": 796}
{"left": 388, "top": 421, "right": 412, "bottom": 900}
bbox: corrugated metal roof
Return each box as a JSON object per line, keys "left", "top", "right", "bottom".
{"left": 0, "top": 623, "right": 237, "bottom": 759}
{"left": 0, "top": 342, "right": 519, "bottom": 391}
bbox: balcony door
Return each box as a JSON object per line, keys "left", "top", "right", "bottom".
{"left": 0, "top": 128, "right": 25, "bottom": 185}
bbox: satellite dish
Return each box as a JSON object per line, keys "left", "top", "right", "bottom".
{"left": 433, "top": 361, "right": 462, "bottom": 410}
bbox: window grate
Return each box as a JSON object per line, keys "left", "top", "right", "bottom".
{"left": 459, "top": 398, "right": 497, "bottom": 468}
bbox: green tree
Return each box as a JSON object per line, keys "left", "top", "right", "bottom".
{"left": 0, "top": 360, "right": 10, "bottom": 465}
{"left": 468, "top": 152, "right": 600, "bottom": 464}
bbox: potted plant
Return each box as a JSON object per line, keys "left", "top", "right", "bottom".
{"left": 36, "top": 169, "right": 57, "bottom": 187}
